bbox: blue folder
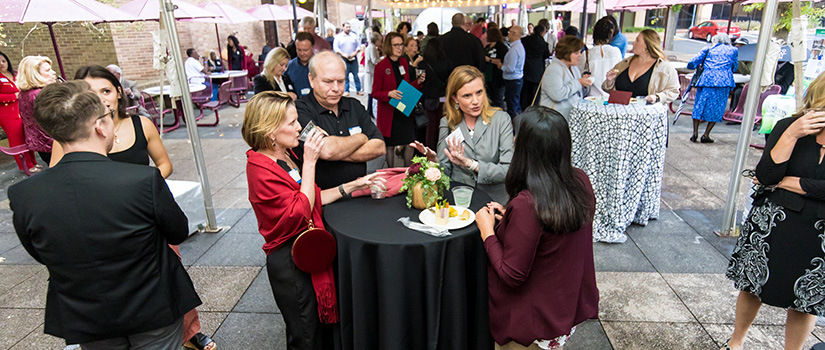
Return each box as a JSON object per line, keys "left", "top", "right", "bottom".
{"left": 389, "top": 80, "right": 423, "bottom": 117}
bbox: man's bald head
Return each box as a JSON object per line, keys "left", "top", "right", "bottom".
{"left": 452, "top": 13, "right": 465, "bottom": 28}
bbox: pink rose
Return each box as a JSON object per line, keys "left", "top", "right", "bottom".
{"left": 424, "top": 167, "right": 441, "bottom": 182}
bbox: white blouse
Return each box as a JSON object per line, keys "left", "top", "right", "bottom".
{"left": 585, "top": 44, "right": 623, "bottom": 98}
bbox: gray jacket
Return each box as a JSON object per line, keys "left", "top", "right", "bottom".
{"left": 437, "top": 110, "right": 514, "bottom": 203}
{"left": 539, "top": 57, "right": 588, "bottom": 119}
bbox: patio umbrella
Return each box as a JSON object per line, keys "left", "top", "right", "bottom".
{"left": 0, "top": 0, "right": 138, "bottom": 78}
{"left": 736, "top": 43, "right": 810, "bottom": 62}
{"left": 119, "top": 0, "right": 218, "bottom": 20}
{"left": 183, "top": 2, "right": 258, "bottom": 53}
{"left": 248, "top": 3, "right": 295, "bottom": 21}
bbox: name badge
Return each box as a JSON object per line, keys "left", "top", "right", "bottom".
{"left": 288, "top": 84, "right": 294, "bottom": 91}
{"left": 0, "top": 78, "right": 8, "bottom": 83}
{"left": 288, "top": 168, "right": 302, "bottom": 184}
{"left": 301, "top": 88, "right": 310, "bottom": 96}
{"left": 348, "top": 126, "right": 362, "bottom": 135}
{"left": 399, "top": 66, "right": 406, "bottom": 75}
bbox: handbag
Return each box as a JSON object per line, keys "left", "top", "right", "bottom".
{"left": 689, "top": 48, "right": 710, "bottom": 88}
{"left": 413, "top": 102, "right": 428, "bottom": 128}
{"left": 291, "top": 217, "right": 339, "bottom": 324}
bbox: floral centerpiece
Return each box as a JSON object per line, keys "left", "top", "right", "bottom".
{"left": 399, "top": 156, "right": 451, "bottom": 209}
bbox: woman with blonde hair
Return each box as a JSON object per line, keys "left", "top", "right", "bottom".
{"left": 17, "top": 56, "right": 57, "bottom": 165}
{"left": 602, "top": 29, "right": 679, "bottom": 104}
{"left": 244, "top": 91, "right": 379, "bottom": 349}
{"left": 253, "top": 47, "right": 297, "bottom": 100}
{"left": 411, "top": 65, "right": 514, "bottom": 203}
{"left": 721, "top": 72, "right": 825, "bottom": 350}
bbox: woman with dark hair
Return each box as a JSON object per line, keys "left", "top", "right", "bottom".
{"left": 475, "top": 106, "right": 598, "bottom": 350}
{"left": 586, "top": 17, "right": 622, "bottom": 98}
{"left": 226, "top": 35, "right": 247, "bottom": 71}
{"left": 0, "top": 51, "right": 38, "bottom": 173}
{"left": 373, "top": 31, "right": 425, "bottom": 167}
{"left": 540, "top": 36, "right": 591, "bottom": 119}
{"left": 484, "top": 26, "right": 508, "bottom": 109}
{"left": 421, "top": 22, "right": 439, "bottom": 52}
{"left": 416, "top": 37, "right": 453, "bottom": 150}
{"left": 396, "top": 22, "right": 412, "bottom": 37}
{"left": 603, "top": 15, "right": 628, "bottom": 59}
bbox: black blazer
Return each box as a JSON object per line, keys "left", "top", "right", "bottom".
{"left": 521, "top": 33, "right": 552, "bottom": 83}
{"left": 8, "top": 152, "right": 201, "bottom": 344}
{"left": 253, "top": 73, "right": 296, "bottom": 95}
{"left": 440, "top": 27, "right": 485, "bottom": 71}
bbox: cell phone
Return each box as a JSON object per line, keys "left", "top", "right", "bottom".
{"left": 581, "top": 71, "right": 591, "bottom": 76}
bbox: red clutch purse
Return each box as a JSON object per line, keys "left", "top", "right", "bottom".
{"left": 608, "top": 90, "right": 632, "bottom": 105}
{"left": 291, "top": 219, "right": 337, "bottom": 273}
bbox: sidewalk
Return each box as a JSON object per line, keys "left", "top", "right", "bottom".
{"left": 0, "top": 95, "right": 823, "bottom": 349}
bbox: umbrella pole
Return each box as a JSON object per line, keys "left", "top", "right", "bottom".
{"left": 720, "top": 0, "right": 779, "bottom": 236}
{"left": 580, "top": 0, "right": 588, "bottom": 34}
{"left": 215, "top": 23, "right": 221, "bottom": 53}
{"left": 793, "top": 0, "right": 803, "bottom": 108}
{"left": 160, "top": 0, "right": 223, "bottom": 233}
{"left": 292, "top": 0, "right": 299, "bottom": 34}
{"left": 46, "top": 23, "right": 66, "bottom": 80}
{"left": 726, "top": 1, "right": 733, "bottom": 35}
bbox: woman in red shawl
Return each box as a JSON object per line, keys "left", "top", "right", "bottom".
{"left": 243, "top": 91, "right": 379, "bottom": 349}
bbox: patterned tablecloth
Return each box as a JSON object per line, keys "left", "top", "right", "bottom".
{"left": 569, "top": 101, "right": 669, "bottom": 243}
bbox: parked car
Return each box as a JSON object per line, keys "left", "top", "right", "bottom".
{"left": 688, "top": 20, "right": 741, "bottom": 42}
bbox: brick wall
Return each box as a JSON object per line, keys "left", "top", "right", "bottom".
{"left": 0, "top": 0, "right": 358, "bottom": 87}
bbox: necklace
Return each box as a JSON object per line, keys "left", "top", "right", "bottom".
{"left": 113, "top": 119, "right": 124, "bottom": 144}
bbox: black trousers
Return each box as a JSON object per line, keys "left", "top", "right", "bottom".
{"left": 266, "top": 243, "right": 336, "bottom": 350}
{"left": 520, "top": 80, "right": 540, "bottom": 111}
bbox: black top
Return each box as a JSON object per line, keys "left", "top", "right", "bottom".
{"left": 419, "top": 57, "right": 452, "bottom": 100}
{"left": 440, "top": 27, "right": 485, "bottom": 71}
{"left": 252, "top": 73, "right": 296, "bottom": 95}
{"left": 615, "top": 63, "right": 655, "bottom": 97}
{"left": 485, "top": 41, "right": 509, "bottom": 88}
{"left": 756, "top": 117, "right": 825, "bottom": 216}
{"left": 294, "top": 93, "right": 384, "bottom": 190}
{"left": 775, "top": 62, "right": 795, "bottom": 95}
{"left": 385, "top": 58, "right": 417, "bottom": 146}
{"left": 8, "top": 152, "right": 199, "bottom": 344}
{"left": 521, "top": 33, "right": 552, "bottom": 83}
{"left": 401, "top": 54, "right": 421, "bottom": 80}
{"left": 109, "top": 115, "right": 149, "bottom": 166}
{"left": 207, "top": 59, "right": 223, "bottom": 73}
{"left": 229, "top": 49, "right": 243, "bottom": 70}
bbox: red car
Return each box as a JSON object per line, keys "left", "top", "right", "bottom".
{"left": 688, "top": 20, "right": 741, "bottom": 42}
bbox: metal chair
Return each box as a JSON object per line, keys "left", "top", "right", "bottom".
{"left": 198, "top": 81, "right": 231, "bottom": 126}
{"left": 0, "top": 144, "right": 34, "bottom": 176}
{"left": 139, "top": 91, "right": 177, "bottom": 133}
{"left": 723, "top": 83, "right": 782, "bottom": 125}
{"left": 228, "top": 74, "right": 249, "bottom": 107}
{"left": 669, "top": 74, "right": 697, "bottom": 115}
{"left": 189, "top": 77, "right": 213, "bottom": 121}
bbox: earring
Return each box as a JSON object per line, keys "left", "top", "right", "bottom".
{"left": 455, "top": 103, "right": 460, "bottom": 109}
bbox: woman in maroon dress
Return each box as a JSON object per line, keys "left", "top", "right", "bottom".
{"left": 16, "top": 56, "right": 57, "bottom": 165}
{"left": 475, "top": 106, "right": 599, "bottom": 350}
{"left": 0, "top": 51, "right": 37, "bottom": 173}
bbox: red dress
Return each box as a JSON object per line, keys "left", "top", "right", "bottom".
{"left": 0, "top": 74, "right": 37, "bottom": 169}
{"left": 484, "top": 169, "right": 599, "bottom": 346}
{"left": 18, "top": 88, "right": 53, "bottom": 154}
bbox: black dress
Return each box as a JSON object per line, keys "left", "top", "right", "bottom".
{"left": 383, "top": 59, "right": 416, "bottom": 147}
{"left": 109, "top": 115, "right": 149, "bottom": 166}
{"left": 727, "top": 117, "right": 825, "bottom": 316}
{"left": 615, "top": 63, "right": 654, "bottom": 97}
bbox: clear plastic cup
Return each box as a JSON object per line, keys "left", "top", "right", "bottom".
{"left": 452, "top": 186, "right": 474, "bottom": 207}
{"left": 298, "top": 120, "right": 319, "bottom": 142}
{"left": 370, "top": 183, "right": 387, "bottom": 199}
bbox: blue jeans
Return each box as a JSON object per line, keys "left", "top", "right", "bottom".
{"left": 504, "top": 78, "right": 523, "bottom": 118}
{"left": 344, "top": 58, "right": 361, "bottom": 93}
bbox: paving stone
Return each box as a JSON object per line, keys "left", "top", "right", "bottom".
{"left": 627, "top": 210, "right": 729, "bottom": 274}
{"left": 0, "top": 232, "right": 20, "bottom": 255}
{"left": 662, "top": 273, "right": 785, "bottom": 325}
{"left": 0, "top": 268, "right": 47, "bottom": 308}
{"left": 212, "top": 188, "right": 252, "bottom": 210}
{"left": 704, "top": 323, "right": 823, "bottom": 350}
{"left": 8, "top": 324, "right": 64, "bottom": 350}
{"left": 601, "top": 321, "right": 716, "bottom": 350}
{"left": 193, "top": 234, "right": 265, "bottom": 266}
{"left": 596, "top": 272, "right": 695, "bottom": 322}
{"left": 0, "top": 245, "right": 38, "bottom": 265}
{"left": 0, "top": 211, "right": 13, "bottom": 232}
{"left": 179, "top": 231, "right": 225, "bottom": 267}
{"left": 226, "top": 210, "right": 259, "bottom": 235}
{"left": 187, "top": 266, "right": 260, "bottom": 312}
{"left": 0, "top": 265, "right": 43, "bottom": 296}
{"left": 196, "top": 311, "right": 229, "bottom": 338}
{"left": 564, "top": 319, "right": 613, "bottom": 350}
{"left": 224, "top": 172, "right": 249, "bottom": 189}
{"left": 813, "top": 326, "right": 825, "bottom": 342}
{"left": 673, "top": 209, "right": 738, "bottom": 257}
{"left": 233, "top": 268, "right": 280, "bottom": 314}
{"left": 212, "top": 312, "right": 286, "bottom": 350}
{"left": 593, "top": 239, "right": 656, "bottom": 273}
{"left": 0, "top": 309, "right": 44, "bottom": 350}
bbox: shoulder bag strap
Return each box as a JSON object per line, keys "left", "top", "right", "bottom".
{"left": 532, "top": 63, "right": 551, "bottom": 107}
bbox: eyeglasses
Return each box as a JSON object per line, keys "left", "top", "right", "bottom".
{"left": 97, "top": 109, "right": 115, "bottom": 120}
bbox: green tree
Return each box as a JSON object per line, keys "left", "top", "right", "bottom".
{"left": 744, "top": 1, "right": 825, "bottom": 39}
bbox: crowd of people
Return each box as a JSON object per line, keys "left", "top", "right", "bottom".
{"left": 2, "top": 9, "right": 822, "bottom": 350}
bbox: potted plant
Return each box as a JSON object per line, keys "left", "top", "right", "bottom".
{"left": 400, "top": 156, "right": 451, "bottom": 209}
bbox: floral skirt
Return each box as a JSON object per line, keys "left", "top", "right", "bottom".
{"left": 691, "top": 86, "right": 730, "bottom": 123}
{"left": 726, "top": 198, "right": 825, "bottom": 316}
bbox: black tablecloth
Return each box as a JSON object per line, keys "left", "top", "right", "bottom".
{"left": 323, "top": 185, "right": 494, "bottom": 350}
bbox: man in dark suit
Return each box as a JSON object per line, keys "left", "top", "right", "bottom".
{"left": 440, "top": 13, "right": 485, "bottom": 71}
{"left": 8, "top": 81, "right": 201, "bottom": 348}
{"left": 520, "top": 24, "right": 552, "bottom": 110}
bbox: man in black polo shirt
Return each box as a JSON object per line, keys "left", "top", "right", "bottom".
{"left": 295, "top": 51, "right": 386, "bottom": 190}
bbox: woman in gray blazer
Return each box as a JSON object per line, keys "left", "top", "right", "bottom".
{"left": 539, "top": 36, "right": 592, "bottom": 119}
{"left": 411, "top": 65, "right": 514, "bottom": 203}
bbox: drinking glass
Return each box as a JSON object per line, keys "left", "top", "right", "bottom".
{"left": 452, "top": 186, "right": 474, "bottom": 207}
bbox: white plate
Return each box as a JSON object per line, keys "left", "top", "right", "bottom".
{"left": 418, "top": 206, "right": 475, "bottom": 230}
{"left": 584, "top": 96, "right": 596, "bottom": 101}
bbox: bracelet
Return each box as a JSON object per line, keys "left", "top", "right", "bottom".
{"left": 467, "top": 160, "right": 478, "bottom": 172}
{"left": 338, "top": 184, "right": 350, "bottom": 198}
